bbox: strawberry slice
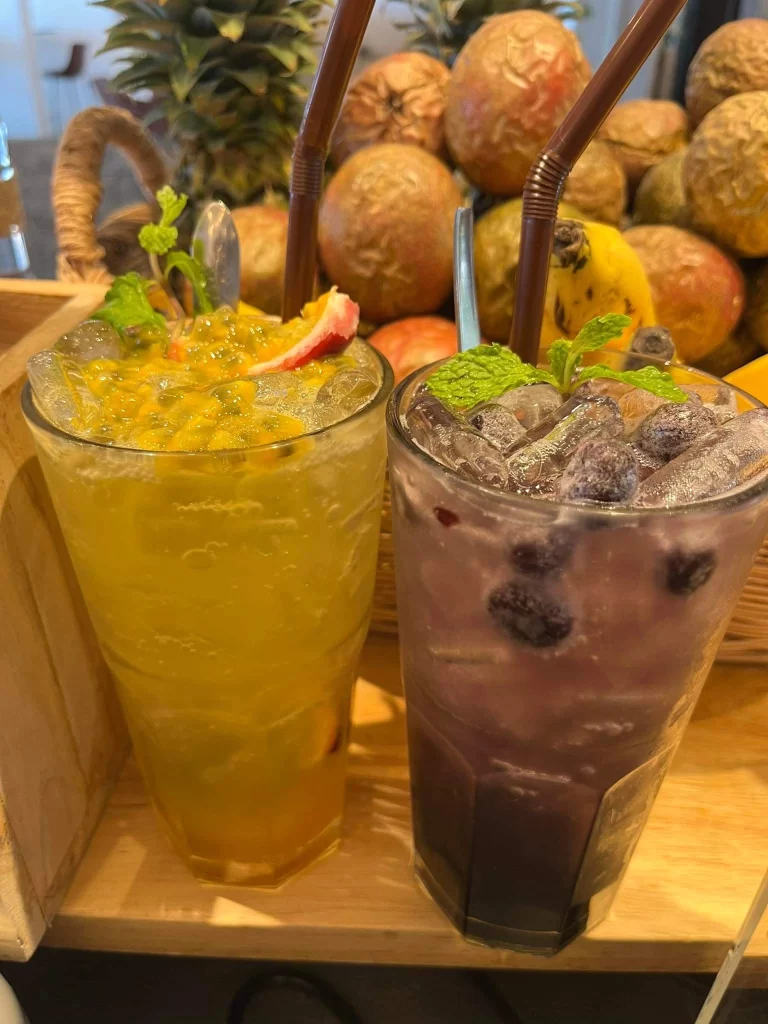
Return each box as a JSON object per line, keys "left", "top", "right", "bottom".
{"left": 247, "top": 288, "right": 360, "bottom": 375}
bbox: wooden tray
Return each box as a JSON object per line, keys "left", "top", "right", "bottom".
{"left": 0, "top": 280, "right": 128, "bottom": 960}
{"left": 46, "top": 636, "right": 768, "bottom": 982}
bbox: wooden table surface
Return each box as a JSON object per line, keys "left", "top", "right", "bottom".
{"left": 45, "top": 635, "right": 768, "bottom": 980}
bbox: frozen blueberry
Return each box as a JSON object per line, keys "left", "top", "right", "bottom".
{"left": 665, "top": 549, "right": 717, "bottom": 596}
{"left": 434, "top": 506, "right": 460, "bottom": 527}
{"left": 626, "top": 326, "right": 675, "bottom": 369}
{"left": 558, "top": 439, "right": 639, "bottom": 504}
{"left": 634, "top": 402, "right": 718, "bottom": 462}
{"left": 509, "top": 526, "right": 575, "bottom": 578}
{"left": 488, "top": 580, "right": 574, "bottom": 648}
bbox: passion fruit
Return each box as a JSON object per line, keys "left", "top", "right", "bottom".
{"left": 318, "top": 144, "right": 461, "bottom": 324}
{"left": 623, "top": 225, "right": 745, "bottom": 365}
{"left": 684, "top": 92, "right": 768, "bottom": 258}
{"left": 686, "top": 19, "right": 768, "bottom": 127}
{"left": 632, "top": 149, "right": 692, "bottom": 229}
{"left": 331, "top": 52, "right": 450, "bottom": 167}
{"left": 598, "top": 99, "right": 689, "bottom": 189}
{"left": 744, "top": 261, "right": 768, "bottom": 351}
{"left": 369, "top": 316, "right": 458, "bottom": 383}
{"left": 444, "top": 11, "right": 590, "bottom": 196}
{"left": 562, "top": 141, "right": 627, "bottom": 225}
{"left": 232, "top": 204, "right": 288, "bottom": 316}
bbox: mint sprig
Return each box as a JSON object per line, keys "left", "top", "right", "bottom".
{"left": 92, "top": 273, "right": 168, "bottom": 339}
{"left": 426, "top": 345, "right": 558, "bottom": 408}
{"left": 425, "top": 314, "right": 688, "bottom": 408}
{"left": 138, "top": 185, "right": 188, "bottom": 256}
{"left": 165, "top": 250, "right": 214, "bottom": 315}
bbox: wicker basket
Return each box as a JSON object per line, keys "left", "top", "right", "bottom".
{"left": 52, "top": 109, "right": 767, "bottom": 654}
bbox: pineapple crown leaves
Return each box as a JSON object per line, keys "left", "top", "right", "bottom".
{"left": 98, "top": 0, "right": 330, "bottom": 205}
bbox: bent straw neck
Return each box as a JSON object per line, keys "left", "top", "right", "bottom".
{"left": 509, "top": 0, "right": 688, "bottom": 364}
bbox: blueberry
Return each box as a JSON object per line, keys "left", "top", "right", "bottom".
{"left": 627, "top": 326, "right": 675, "bottom": 368}
{"left": 634, "top": 403, "right": 718, "bottom": 461}
{"left": 558, "top": 439, "right": 639, "bottom": 504}
{"left": 509, "top": 526, "right": 575, "bottom": 577}
{"left": 488, "top": 580, "right": 574, "bottom": 648}
{"left": 434, "top": 506, "right": 460, "bottom": 527}
{"left": 665, "top": 549, "right": 717, "bottom": 596}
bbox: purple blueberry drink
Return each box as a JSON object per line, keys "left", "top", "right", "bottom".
{"left": 387, "top": 338, "right": 768, "bottom": 955}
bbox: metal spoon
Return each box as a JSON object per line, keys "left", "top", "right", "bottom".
{"left": 191, "top": 200, "right": 241, "bottom": 311}
{"left": 453, "top": 205, "right": 481, "bottom": 353}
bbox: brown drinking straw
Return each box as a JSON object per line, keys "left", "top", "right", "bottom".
{"left": 510, "top": 0, "right": 688, "bottom": 364}
{"left": 282, "top": 0, "right": 378, "bottom": 321}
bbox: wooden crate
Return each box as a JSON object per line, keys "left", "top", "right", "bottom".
{"left": 0, "top": 280, "right": 128, "bottom": 960}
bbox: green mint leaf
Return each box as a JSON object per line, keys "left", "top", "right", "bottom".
{"left": 570, "top": 314, "right": 633, "bottom": 357}
{"left": 156, "top": 185, "right": 188, "bottom": 229}
{"left": 138, "top": 222, "right": 178, "bottom": 256}
{"left": 91, "top": 273, "right": 169, "bottom": 338}
{"left": 425, "top": 344, "right": 558, "bottom": 409}
{"left": 547, "top": 339, "right": 571, "bottom": 389}
{"left": 574, "top": 364, "right": 689, "bottom": 403}
{"left": 165, "top": 251, "right": 215, "bottom": 314}
{"left": 563, "top": 313, "right": 633, "bottom": 386}
{"left": 138, "top": 187, "right": 188, "bottom": 256}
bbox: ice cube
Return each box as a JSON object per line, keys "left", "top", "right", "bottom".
{"left": 494, "top": 382, "right": 562, "bottom": 429}
{"left": 632, "top": 401, "right": 717, "bottom": 462}
{"left": 637, "top": 409, "right": 768, "bottom": 507}
{"left": 506, "top": 396, "right": 622, "bottom": 496}
{"left": 54, "top": 320, "right": 121, "bottom": 363}
{"left": 558, "top": 439, "right": 639, "bottom": 504}
{"left": 406, "top": 393, "right": 508, "bottom": 489}
{"left": 27, "top": 350, "right": 102, "bottom": 435}
{"left": 617, "top": 387, "right": 669, "bottom": 435}
{"left": 574, "top": 378, "right": 634, "bottom": 403}
{"left": 625, "top": 326, "right": 675, "bottom": 370}
{"left": 315, "top": 369, "right": 377, "bottom": 424}
{"left": 629, "top": 442, "right": 665, "bottom": 482}
{"left": 466, "top": 401, "right": 526, "bottom": 454}
{"left": 681, "top": 383, "right": 738, "bottom": 425}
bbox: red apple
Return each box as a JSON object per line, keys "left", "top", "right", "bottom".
{"left": 369, "top": 316, "right": 458, "bottom": 383}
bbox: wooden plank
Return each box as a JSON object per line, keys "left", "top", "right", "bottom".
{"left": 46, "top": 636, "right": 768, "bottom": 981}
{"left": 0, "top": 283, "right": 128, "bottom": 960}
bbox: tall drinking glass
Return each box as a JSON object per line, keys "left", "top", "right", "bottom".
{"left": 23, "top": 354, "right": 392, "bottom": 887}
{"left": 387, "top": 357, "right": 768, "bottom": 954}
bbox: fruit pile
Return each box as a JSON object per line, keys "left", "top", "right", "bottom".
{"left": 233, "top": 14, "right": 768, "bottom": 391}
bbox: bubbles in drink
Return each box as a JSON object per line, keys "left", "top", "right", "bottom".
{"left": 467, "top": 401, "right": 527, "bottom": 454}
{"left": 27, "top": 350, "right": 102, "bottom": 435}
{"left": 54, "top": 320, "right": 122, "bottom": 363}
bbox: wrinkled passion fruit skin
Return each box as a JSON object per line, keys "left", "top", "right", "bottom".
{"left": 318, "top": 143, "right": 461, "bottom": 324}
{"left": 562, "top": 141, "right": 627, "bottom": 226}
{"left": 331, "top": 53, "right": 450, "bottom": 168}
{"left": 686, "top": 19, "right": 768, "bottom": 127}
{"left": 598, "top": 99, "right": 689, "bottom": 189}
{"left": 623, "top": 225, "right": 746, "bottom": 364}
{"left": 232, "top": 205, "right": 289, "bottom": 316}
{"left": 633, "top": 149, "right": 692, "bottom": 230}
{"left": 684, "top": 92, "right": 768, "bottom": 258}
{"left": 444, "top": 11, "right": 590, "bottom": 196}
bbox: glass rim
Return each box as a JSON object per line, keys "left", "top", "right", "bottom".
{"left": 386, "top": 355, "right": 768, "bottom": 521}
{"left": 21, "top": 347, "right": 394, "bottom": 458}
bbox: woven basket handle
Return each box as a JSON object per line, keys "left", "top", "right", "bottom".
{"left": 53, "top": 106, "right": 168, "bottom": 284}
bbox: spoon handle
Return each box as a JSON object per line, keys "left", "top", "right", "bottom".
{"left": 453, "top": 206, "right": 481, "bottom": 353}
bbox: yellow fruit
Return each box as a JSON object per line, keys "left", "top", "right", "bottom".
{"left": 725, "top": 352, "right": 768, "bottom": 405}
{"left": 542, "top": 219, "right": 656, "bottom": 348}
